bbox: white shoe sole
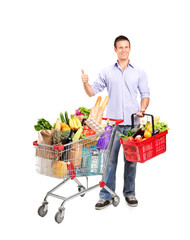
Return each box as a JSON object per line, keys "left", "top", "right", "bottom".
{"left": 127, "top": 202, "right": 138, "bottom": 207}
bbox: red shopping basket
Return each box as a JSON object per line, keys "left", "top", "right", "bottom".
{"left": 119, "top": 113, "right": 168, "bottom": 163}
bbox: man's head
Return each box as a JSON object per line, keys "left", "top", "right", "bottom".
{"left": 114, "top": 35, "right": 131, "bottom": 61}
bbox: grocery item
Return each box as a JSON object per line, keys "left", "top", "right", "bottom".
{"left": 89, "top": 146, "right": 101, "bottom": 174}
{"left": 144, "top": 130, "right": 152, "bottom": 138}
{"left": 52, "top": 161, "right": 68, "bottom": 178}
{"left": 60, "top": 122, "right": 70, "bottom": 132}
{"left": 82, "top": 125, "right": 96, "bottom": 136}
{"left": 101, "top": 96, "right": 109, "bottom": 111}
{"left": 95, "top": 96, "right": 102, "bottom": 106}
{"left": 68, "top": 142, "right": 82, "bottom": 167}
{"left": 76, "top": 107, "right": 91, "bottom": 118}
{"left": 72, "top": 127, "right": 83, "bottom": 142}
{"left": 60, "top": 130, "right": 72, "bottom": 144}
{"left": 119, "top": 114, "right": 169, "bottom": 142}
{"left": 64, "top": 111, "right": 70, "bottom": 125}
{"left": 34, "top": 118, "right": 52, "bottom": 131}
{"left": 154, "top": 122, "right": 169, "bottom": 132}
{"left": 55, "top": 118, "right": 61, "bottom": 131}
{"left": 80, "top": 146, "right": 101, "bottom": 175}
{"left": 36, "top": 129, "right": 60, "bottom": 160}
{"left": 88, "top": 96, "right": 109, "bottom": 124}
{"left": 38, "top": 129, "right": 54, "bottom": 145}
{"left": 53, "top": 130, "right": 62, "bottom": 145}
{"left": 97, "top": 125, "right": 113, "bottom": 150}
{"left": 131, "top": 128, "right": 145, "bottom": 138}
{"left": 69, "top": 115, "right": 82, "bottom": 131}
{"left": 85, "top": 118, "right": 104, "bottom": 134}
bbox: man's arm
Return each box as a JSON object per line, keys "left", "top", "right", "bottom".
{"left": 81, "top": 69, "right": 95, "bottom": 97}
{"left": 137, "top": 69, "right": 150, "bottom": 117}
{"left": 136, "top": 97, "right": 150, "bottom": 117}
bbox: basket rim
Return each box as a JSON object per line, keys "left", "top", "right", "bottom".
{"left": 120, "top": 130, "right": 168, "bottom": 146}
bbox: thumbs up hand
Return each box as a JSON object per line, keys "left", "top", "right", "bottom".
{"left": 81, "top": 69, "right": 89, "bottom": 84}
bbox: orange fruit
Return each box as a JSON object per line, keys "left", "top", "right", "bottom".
{"left": 144, "top": 130, "right": 152, "bottom": 138}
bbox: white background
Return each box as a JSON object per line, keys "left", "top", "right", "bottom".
{"left": 0, "top": 0, "right": 189, "bottom": 239}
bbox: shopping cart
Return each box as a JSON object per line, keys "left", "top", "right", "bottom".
{"left": 119, "top": 114, "right": 168, "bottom": 163}
{"left": 33, "top": 118, "right": 123, "bottom": 223}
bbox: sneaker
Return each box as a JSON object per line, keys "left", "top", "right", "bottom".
{"left": 125, "top": 195, "right": 138, "bottom": 207}
{"left": 95, "top": 199, "right": 112, "bottom": 210}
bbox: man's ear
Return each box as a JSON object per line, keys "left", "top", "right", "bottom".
{"left": 114, "top": 47, "right": 117, "bottom": 53}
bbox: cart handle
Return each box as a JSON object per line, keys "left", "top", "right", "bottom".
{"left": 102, "top": 118, "right": 124, "bottom": 125}
{"left": 33, "top": 140, "right": 65, "bottom": 150}
{"left": 131, "top": 113, "right": 155, "bottom": 136}
{"left": 33, "top": 140, "right": 38, "bottom": 146}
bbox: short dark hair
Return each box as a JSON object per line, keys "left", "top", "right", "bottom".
{"left": 114, "top": 35, "right": 131, "bottom": 48}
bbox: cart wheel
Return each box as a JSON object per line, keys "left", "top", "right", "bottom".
{"left": 38, "top": 204, "right": 48, "bottom": 217}
{"left": 112, "top": 196, "right": 120, "bottom": 207}
{"left": 55, "top": 211, "right": 64, "bottom": 224}
{"left": 78, "top": 186, "right": 85, "bottom": 197}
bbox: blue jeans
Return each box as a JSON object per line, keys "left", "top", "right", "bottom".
{"left": 100, "top": 125, "right": 137, "bottom": 200}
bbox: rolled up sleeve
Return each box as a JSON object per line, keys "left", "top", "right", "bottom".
{"left": 91, "top": 70, "right": 107, "bottom": 95}
{"left": 138, "top": 70, "right": 150, "bottom": 99}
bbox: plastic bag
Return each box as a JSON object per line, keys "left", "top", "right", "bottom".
{"left": 97, "top": 125, "right": 113, "bottom": 150}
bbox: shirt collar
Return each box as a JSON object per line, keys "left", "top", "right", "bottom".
{"left": 115, "top": 60, "right": 134, "bottom": 68}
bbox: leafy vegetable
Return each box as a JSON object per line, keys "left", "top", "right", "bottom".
{"left": 154, "top": 122, "right": 169, "bottom": 132}
{"left": 118, "top": 127, "right": 139, "bottom": 140}
{"left": 75, "top": 109, "right": 85, "bottom": 116}
{"left": 76, "top": 107, "right": 91, "bottom": 118}
{"left": 34, "top": 118, "right": 52, "bottom": 131}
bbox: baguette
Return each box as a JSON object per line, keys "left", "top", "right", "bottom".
{"left": 101, "top": 96, "right": 109, "bottom": 111}
{"left": 94, "top": 96, "right": 102, "bottom": 107}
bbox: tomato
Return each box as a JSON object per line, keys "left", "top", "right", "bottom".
{"left": 82, "top": 128, "right": 96, "bottom": 136}
{"left": 89, "top": 129, "right": 96, "bottom": 135}
{"left": 127, "top": 137, "right": 134, "bottom": 141}
{"left": 82, "top": 129, "right": 91, "bottom": 136}
{"left": 83, "top": 125, "right": 90, "bottom": 130}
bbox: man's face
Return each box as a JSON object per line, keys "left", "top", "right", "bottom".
{"left": 114, "top": 40, "right": 131, "bottom": 60}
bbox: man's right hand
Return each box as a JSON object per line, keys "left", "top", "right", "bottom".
{"left": 81, "top": 69, "right": 89, "bottom": 84}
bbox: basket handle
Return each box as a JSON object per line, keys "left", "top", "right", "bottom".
{"left": 131, "top": 113, "right": 155, "bottom": 136}
{"left": 102, "top": 118, "right": 123, "bottom": 125}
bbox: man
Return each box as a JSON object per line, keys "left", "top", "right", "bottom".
{"left": 81, "top": 35, "right": 150, "bottom": 210}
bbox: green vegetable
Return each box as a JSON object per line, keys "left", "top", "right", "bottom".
{"left": 60, "top": 130, "right": 72, "bottom": 144}
{"left": 60, "top": 112, "right": 66, "bottom": 123}
{"left": 65, "top": 111, "right": 70, "bottom": 125}
{"left": 154, "top": 122, "right": 169, "bottom": 132}
{"left": 77, "top": 107, "right": 91, "bottom": 119}
{"left": 118, "top": 134, "right": 127, "bottom": 140}
{"left": 72, "top": 127, "right": 83, "bottom": 141}
{"left": 34, "top": 118, "right": 52, "bottom": 131}
{"left": 118, "top": 127, "right": 138, "bottom": 140}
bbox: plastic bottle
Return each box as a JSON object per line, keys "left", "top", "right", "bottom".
{"left": 80, "top": 148, "right": 91, "bottom": 175}
{"left": 89, "top": 146, "right": 101, "bottom": 174}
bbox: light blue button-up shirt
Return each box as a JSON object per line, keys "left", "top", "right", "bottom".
{"left": 91, "top": 61, "right": 150, "bottom": 125}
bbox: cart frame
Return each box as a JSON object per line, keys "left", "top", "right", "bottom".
{"left": 34, "top": 118, "right": 123, "bottom": 223}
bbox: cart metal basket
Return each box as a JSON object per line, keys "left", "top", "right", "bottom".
{"left": 34, "top": 118, "right": 123, "bottom": 223}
